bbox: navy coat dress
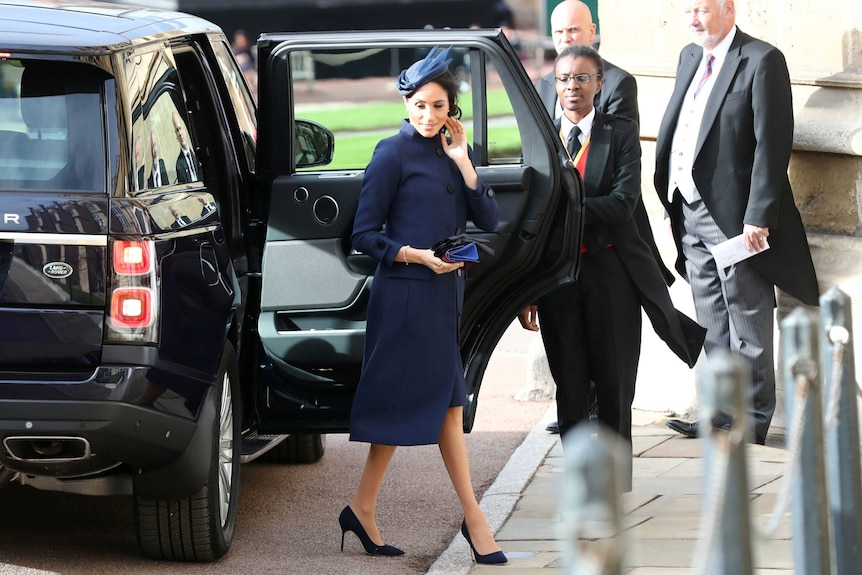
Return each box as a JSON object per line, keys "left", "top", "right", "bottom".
{"left": 350, "top": 120, "right": 499, "bottom": 446}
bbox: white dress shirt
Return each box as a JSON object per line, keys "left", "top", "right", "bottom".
{"left": 668, "top": 27, "right": 737, "bottom": 204}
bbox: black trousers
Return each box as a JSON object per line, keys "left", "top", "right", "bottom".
{"left": 536, "top": 247, "right": 641, "bottom": 445}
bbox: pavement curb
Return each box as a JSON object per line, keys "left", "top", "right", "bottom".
{"left": 425, "top": 404, "right": 559, "bottom": 575}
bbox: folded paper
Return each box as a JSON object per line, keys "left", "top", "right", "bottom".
{"left": 710, "top": 233, "right": 770, "bottom": 280}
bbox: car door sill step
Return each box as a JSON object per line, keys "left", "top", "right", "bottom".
{"left": 240, "top": 432, "right": 288, "bottom": 463}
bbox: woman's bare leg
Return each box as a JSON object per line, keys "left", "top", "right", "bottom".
{"left": 438, "top": 406, "right": 501, "bottom": 555}
{"left": 350, "top": 443, "right": 397, "bottom": 545}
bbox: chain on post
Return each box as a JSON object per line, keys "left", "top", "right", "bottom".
{"left": 823, "top": 326, "right": 849, "bottom": 431}
{"left": 758, "top": 358, "right": 816, "bottom": 537}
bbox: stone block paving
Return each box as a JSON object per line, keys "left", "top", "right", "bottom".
{"left": 471, "top": 414, "right": 794, "bottom": 574}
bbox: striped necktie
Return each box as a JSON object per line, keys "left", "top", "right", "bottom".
{"left": 693, "top": 53, "right": 714, "bottom": 99}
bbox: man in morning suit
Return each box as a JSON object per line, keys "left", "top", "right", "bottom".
{"left": 656, "top": 0, "right": 818, "bottom": 444}
{"left": 534, "top": 0, "right": 675, "bottom": 435}
{"left": 172, "top": 111, "right": 201, "bottom": 184}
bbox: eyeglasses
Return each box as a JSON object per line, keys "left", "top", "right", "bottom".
{"left": 555, "top": 73, "right": 602, "bottom": 85}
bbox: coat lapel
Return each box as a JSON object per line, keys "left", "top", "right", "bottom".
{"left": 695, "top": 29, "right": 746, "bottom": 158}
{"left": 583, "top": 112, "right": 609, "bottom": 197}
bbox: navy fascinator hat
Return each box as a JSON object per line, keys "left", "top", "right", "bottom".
{"left": 397, "top": 46, "right": 453, "bottom": 96}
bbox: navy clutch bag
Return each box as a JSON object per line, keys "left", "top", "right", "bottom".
{"left": 432, "top": 234, "right": 494, "bottom": 271}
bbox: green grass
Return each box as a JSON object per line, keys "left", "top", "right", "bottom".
{"left": 305, "top": 125, "right": 523, "bottom": 169}
{"left": 297, "top": 88, "right": 515, "bottom": 132}
{"left": 295, "top": 87, "right": 523, "bottom": 170}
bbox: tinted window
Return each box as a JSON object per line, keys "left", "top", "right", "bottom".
{"left": 129, "top": 48, "right": 203, "bottom": 194}
{"left": 0, "top": 59, "right": 107, "bottom": 192}
{"left": 286, "top": 46, "right": 523, "bottom": 171}
{"left": 210, "top": 38, "right": 257, "bottom": 172}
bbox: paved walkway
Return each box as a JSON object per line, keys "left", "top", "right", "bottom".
{"left": 429, "top": 409, "right": 793, "bottom": 574}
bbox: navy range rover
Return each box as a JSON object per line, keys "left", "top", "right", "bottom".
{"left": 0, "top": 0, "right": 583, "bottom": 561}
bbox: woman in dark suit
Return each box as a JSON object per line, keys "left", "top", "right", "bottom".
{"left": 520, "top": 45, "right": 705, "bottom": 490}
{"left": 343, "top": 47, "right": 505, "bottom": 565}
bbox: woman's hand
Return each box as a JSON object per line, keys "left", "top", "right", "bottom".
{"left": 441, "top": 117, "right": 478, "bottom": 189}
{"left": 420, "top": 248, "right": 464, "bottom": 274}
{"left": 441, "top": 117, "right": 468, "bottom": 163}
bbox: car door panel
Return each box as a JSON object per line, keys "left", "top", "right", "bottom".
{"left": 254, "top": 31, "right": 583, "bottom": 433}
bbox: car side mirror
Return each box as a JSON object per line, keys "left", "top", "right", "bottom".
{"left": 295, "top": 119, "right": 334, "bottom": 168}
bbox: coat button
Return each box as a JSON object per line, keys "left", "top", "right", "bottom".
{"left": 436, "top": 148, "right": 444, "bottom": 156}
{"left": 487, "top": 189, "right": 495, "bottom": 197}
{"left": 447, "top": 185, "right": 454, "bottom": 194}
{"left": 376, "top": 239, "right": 385, "bottom": 248}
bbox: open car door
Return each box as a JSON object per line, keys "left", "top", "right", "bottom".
{"left": 253, "top": 30, "right": 583, "bottom": 433}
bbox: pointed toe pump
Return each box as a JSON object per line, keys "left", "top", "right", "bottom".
{"left": 338, "top": 506, "right": 404, "bottom": 556}
{"left": 460, "top": 520, "right": 507, "bottom": 565}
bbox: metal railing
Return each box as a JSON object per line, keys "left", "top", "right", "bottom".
{"left": 558, "top": 286, "right": 862, "bottom": 574}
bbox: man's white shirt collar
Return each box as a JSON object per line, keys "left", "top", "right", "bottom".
{"left": 703, "top": 26, "right": 736, "bottom": 71}
{"left": 561, "top": 107, "right": 595, "bottom": 144}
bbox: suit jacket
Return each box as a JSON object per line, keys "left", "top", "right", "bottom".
{"left": 136, "top": 166, "right": 145, "bottom": 191}
{"left": 175, "top": 149, "right": 201, "bottom": 184}
{"left": 147, "top": 159, "right": 169, "bottom": 188}
{"left": 536, "top": 59, "right": 674, "bottom": 285}
{"left": 575, "top": 111, "right": 705, "bottom": 366}
{"left": 171, "top": 214, "right": 192, "bottom": 229}
{"left": 654, "top": 28, "right": 818, "bottom": 306}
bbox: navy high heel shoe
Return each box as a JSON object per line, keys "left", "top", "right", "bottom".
{"left": 338, "top": 506, "right": 404, "bottom": 556}
{"left": 460, "top": 520, "right": 507, "bottom": 564}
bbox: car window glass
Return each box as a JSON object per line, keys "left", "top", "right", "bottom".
{"left": 210, "top": 37, "right": 257, "bottom": 172}
{"left": 128, "top": 49, "right": 202, "bottom": 195}
{"left": 287, "top": 45, "right": 522, "bottom": 171}
{"left": 290, "top": 47, "right": 502, "bottom": 171}
{"left": 485, "top": 61, "right": 523, "bottom": 165}
{"left": 0, "top": 58, "right": 107, "bottom": 192}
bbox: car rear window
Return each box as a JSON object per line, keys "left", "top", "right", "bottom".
{"left": 0, "top": 58, "right": 108, "bottom": 192}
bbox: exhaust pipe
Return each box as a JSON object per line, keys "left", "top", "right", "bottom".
{"left": 3, "top": 436, "right": 91, "bottom": 463}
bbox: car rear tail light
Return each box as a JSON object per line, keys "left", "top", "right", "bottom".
{"left": 111, "top": 287, "right": 153, "bottom": 328}
{"left": 113, "top": 240, "right": 151, "bottom": 275}
{"left": 106, "top": 239, "right": 159, "bottom": 343}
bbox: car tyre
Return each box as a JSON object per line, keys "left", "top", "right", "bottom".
{"left": 262, "top": 433, "right": 325, "bottom": 464}
{"left": 134, "top": 342, "right": 241, "bottom": 561}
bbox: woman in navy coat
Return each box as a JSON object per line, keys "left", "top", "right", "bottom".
{"left": 340, "top": 48, "right": 505, "bottom": 564}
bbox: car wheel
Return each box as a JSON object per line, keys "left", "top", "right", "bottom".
{"left": 134, "top": 342, "right": 241, "bottom": 561}
{"left": 262, "top": 433, "right": 325, "bottom": 464}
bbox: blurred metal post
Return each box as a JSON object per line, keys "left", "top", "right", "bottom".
{"left": 694, "top": 351, "right": 753, "bottom": 575}
{"left": 781, "top": 307, "right": 831, "bottom": 575}
{"left": 820, "top": 286, "right": 862, "bottom": 575}
{"left": 559, "top": 424, "right": 627, "bottom": 575}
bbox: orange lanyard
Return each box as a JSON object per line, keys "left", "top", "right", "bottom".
{"left": 559, "top": 128, "right": 591, "bottom": 167}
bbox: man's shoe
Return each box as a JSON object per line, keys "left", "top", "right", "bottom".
{"left": 546, "top": 421, "right": 560, "bottom": 434}
{"left": 667, "top": 418, "right": 763, "bottom": 442}
{"left": 665, "top": 418, "right": 699, "bottom": 438}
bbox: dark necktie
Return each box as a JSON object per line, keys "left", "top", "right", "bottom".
{"left": 693, "top": 53, "right": 714, "bottom": 99}
{"left": 567, "top": 125, "right": 582, "bottom": 158}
